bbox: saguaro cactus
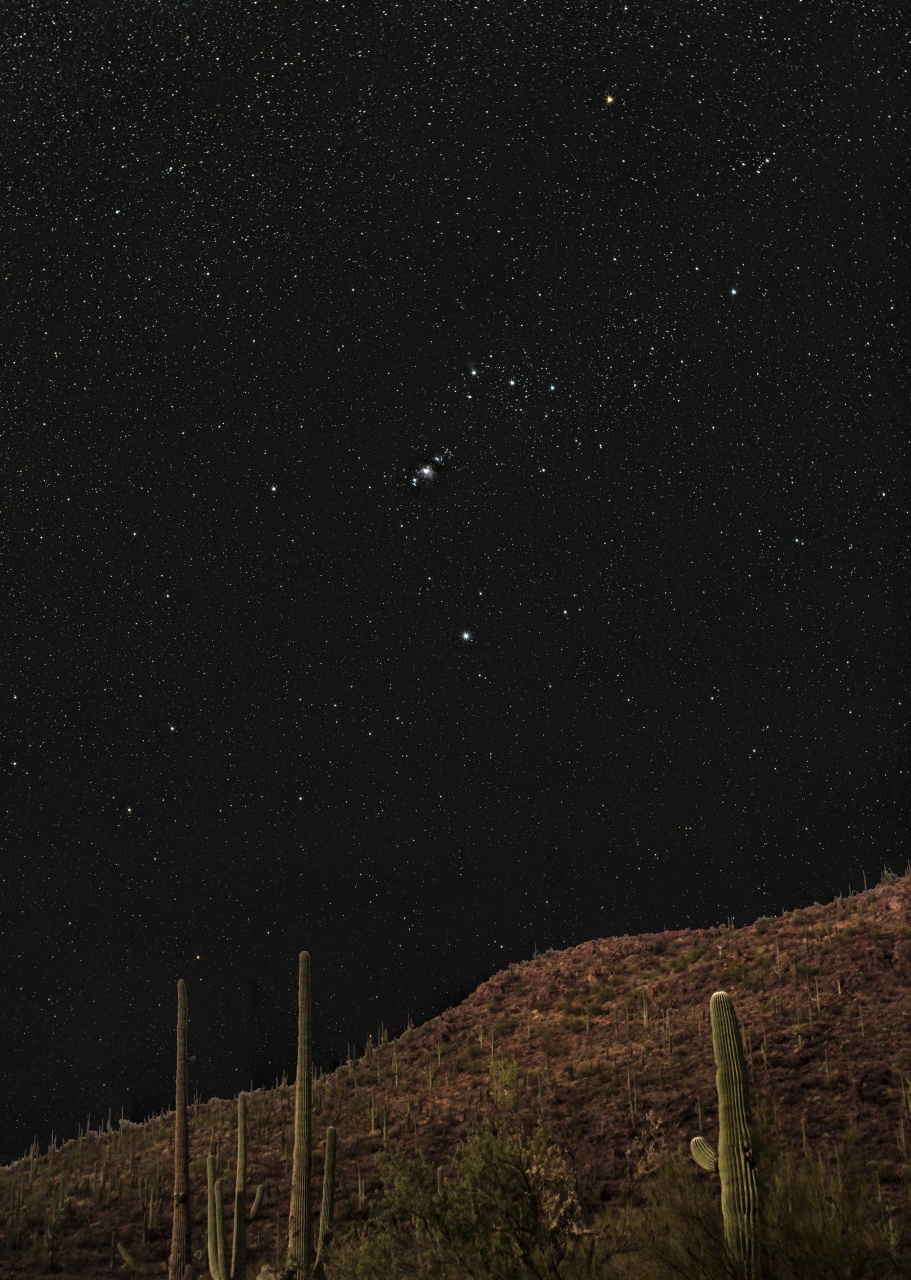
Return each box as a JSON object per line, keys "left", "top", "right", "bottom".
{"left": 314, "top": 1126, "right": 338, "bottom": 1276}
{"left": 206, "top": 1095, "right": 264, "bottom": 1280}
{"left": 231, "top": 1092, "right": 265, "bottom": 1279}
{"left": 690, "top": 990, "right": 758, "bottom": 1274}
{"left": 286, "top": 952, "right": 312, "bottom": 1280}
{"left": 121, "top": 980, "right": 191, "bottom": 1278}
{"left": 206, "top": 1156, "right": 229, "bottom": 1280}
{"left": 169, "top": 979, "right": 191, "bottom": 1280}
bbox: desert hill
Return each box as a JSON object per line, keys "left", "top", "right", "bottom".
{"left": 4, "top": 872, "right": 911, "bottom": 1276}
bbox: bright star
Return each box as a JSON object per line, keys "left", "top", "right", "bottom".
{"left": 605, "top": 94, "right": 614, "bottom": 105}
{"left": 462, "top": 632, "right": 471, "bottom": 641}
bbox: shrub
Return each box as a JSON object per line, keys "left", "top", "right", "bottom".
{"left": 325, "top": 1083, "right": 911, "bottom": 1280}
{"left": 328, "top": 1058, "right": 626, "bottom": 1280}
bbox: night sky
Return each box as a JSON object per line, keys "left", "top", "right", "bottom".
{"left": 1, "top": 0, "right": 904, "bottom": 1163}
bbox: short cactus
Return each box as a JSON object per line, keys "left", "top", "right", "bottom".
{"left": 206, "top": 1155, "right": 229, "bottom": 1280}
{"left": 690, "top": 990, "right": 758, "bottom": 1274}
{"left": 314, "top": 1126, "right": 337, "bottom": 1276}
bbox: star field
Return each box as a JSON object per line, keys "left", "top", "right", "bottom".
{"left": 0, "top": 0, "right": 904, "bottom": 1161}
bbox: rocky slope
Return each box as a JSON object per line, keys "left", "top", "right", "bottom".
{"left": 4, "top": 873, "right": 911, "bottom": 1276}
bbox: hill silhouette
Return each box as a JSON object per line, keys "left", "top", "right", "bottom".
{"left": 3, "top": 871, "right": 911, "bottom": 1276}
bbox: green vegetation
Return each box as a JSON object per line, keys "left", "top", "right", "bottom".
{"left": 688, "top": 992, "right": 758, "bottom": 1272}
{"left": 327, "top": 1058, "right": 622, "bottom": 1280}
{"left": 324, "top": 1063, "right": 910, "bottom": 1280}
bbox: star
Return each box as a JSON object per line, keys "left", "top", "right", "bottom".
{"left": 605, "top": 94, "right": 615, "bottom": 105}
{"left": 461, "top": 632, "right": 471, "bottom": 641}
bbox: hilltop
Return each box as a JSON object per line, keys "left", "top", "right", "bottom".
{"left": 4, "top": 872, "right": 911, "bottom": 1276}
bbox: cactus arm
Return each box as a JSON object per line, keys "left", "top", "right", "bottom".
{"left": 690, "top": 1136, "right": 718, "bottom": 1172}
{"left": 248, "top": 1184, "right": 265, "bottom": 1222}
{"left": 117, "top": 1242, "right": 168, "bottom": 1274}
{"left": 230, "top": 1093, "right": 247, "bottom": 1280}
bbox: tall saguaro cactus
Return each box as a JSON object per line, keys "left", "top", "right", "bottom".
{"left": 168, "top": 979, "right": 191, "bottom": 1280}
{"left": 690, "top": 991, "right": 758, "bottom": 1275}
{"left": 120, "top": 980, "right": 191, "bottom": 1278}
{"left": 286, "top": 952, "right": 312, "bottom": 1279}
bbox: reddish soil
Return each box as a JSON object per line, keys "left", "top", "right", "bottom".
{"left": 3, "top": 874, "right": 911, "bottom": 1276}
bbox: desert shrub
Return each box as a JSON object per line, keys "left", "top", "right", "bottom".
{"left": 327, "top": 1058, "right": 626, "bottom": 1280}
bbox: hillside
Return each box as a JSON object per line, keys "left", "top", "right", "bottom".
{"left": 4, "top": 872, "right": 911, "bottom": 1276}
